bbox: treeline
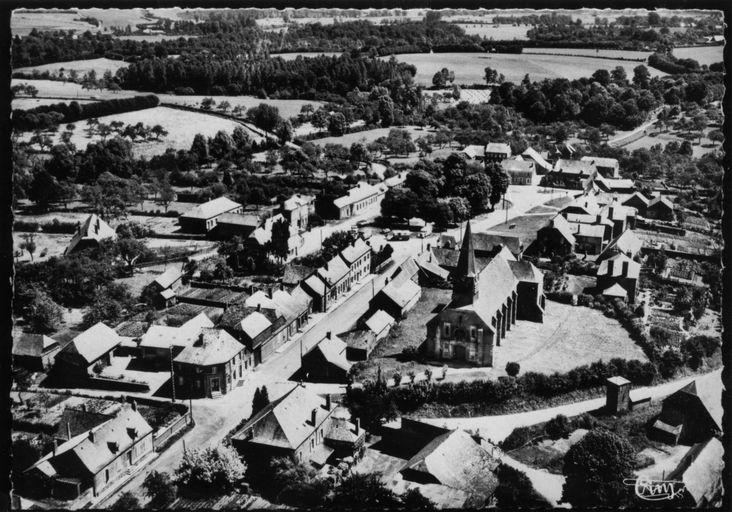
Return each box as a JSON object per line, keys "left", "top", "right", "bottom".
{"left": 13, "top": 95, "right": 159, "bottom": 132}
{"left": 116, "top": 53, "right": 417, "bottom": 100}
{"left": 648, "top": 52, "right": 703, "bottom": 74}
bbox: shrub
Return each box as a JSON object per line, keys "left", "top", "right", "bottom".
{"left": 111, "top": 491, "right": 141, "bottom": 510}
{"left": 505, "top": 362, "right": 520, "bottom": 377}
{"left": 545, "top": 414, "right": 571, "bottom": 440}
{"left": 500, "top": 426, "right": 533, "bottom": 451}
{"left": 143, "top": 471, "right": 177, "bottom": 507}
{"left": 577, "top": 293, "right": 594, "bottom": 307}
{"left": 175, "top": 445, "right": 247, "bottom": 491}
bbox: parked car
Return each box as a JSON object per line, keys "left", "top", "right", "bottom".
{"left": 356, "top": 220, "right": 370, "bottom": 228}
{"left": 388, "top": 232, "right": 410, "bottom": 242}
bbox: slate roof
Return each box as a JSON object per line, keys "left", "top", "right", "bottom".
{"left": 417, "top": 257, "right": 451, "bottom": 281}
{"left": 140, "top": 313, "right": 213, "bottom": 350}
{"left": 581, "top": 156, "right": 618, "bottom": 170}
{"left": 338, "top": 329, "right": 375, "bottom": 351}
{"left": 521, "top": 147, "right": 553, "bottom": 172}
{"left": 65, "top": 214, "right": 116, "bottom": 254}
{"left": 303, "top": 274, "right": 327, "bottom": 296}
{"left": 13, "top": 333, "right": 59, "bottom": 358}
{"left": 508, "top": 260, "right": 543, "bottom": 283}
{"left": 239, "top": 311, "right": 273, "bottom": 340}
{"left": 462, "top": 145, "right": 485, "bottom": 159}
{"left": 381, "top": 279, "right": 421, "bottom": 309}
{"left": 309, "top": 334, "right": 351, "bottom": 372}
{"left": 282, "top": 194, "right": 315, "bottom": 211}
{"left": 333, "top": 182, "right": 384, "bottom": 208}
{"left": 463, "top": 255, "right": 518, "bottom": 325}
{"left": 431, "top": 247, "right": 460, "bottom": 269}
{"left": 180, "top": 197, "right": 241, "bottom": 220}
{"left": 501, "top": 158, "right": 535, "bottom": 174}
{"left": 365, "top": 310, "right": 395, "bottom": 335}
{"left": 472, "top": 232, "right": 522, "bottom": 255}
{"left": 317, "top": 254, "right": 350, "bottom": 285}
{"left": 390, "top": 257, "right": 420, "bottom": 286}
{"left": 598, "top": 230, "right": 643, "bottom": 261}
{"left": 61, "top": 323, "right": 121, "bottom": 365}
{"left": 564, "top": 213, "right": 614, "bottom": 228}
{"left": 154, "top": 267, "right": 182, "bottom": 290}
{"left": 54, "top": 407, "right": 115, "bottom": 442}
{"left": 569, "top": 222, "right": 606, "bottom": 239}
{"left": 553, "top": 159, "right": 596, "bottom": 175}
{"left": 622, "top": 191, "right": 650, "bottom": 207}
{"left": 597, "top": 253, "right": 641, "bottom": 279}
{"left": 283, "top": 264, "right": 316, "bottom": 285}
{"left": 648, "top": 195, "right": 675, "bottom": 210}
{"left": 174, "top": 328, "right": 243, "bottom": 366}
{"left": 401, "top": 429, "right": 499, "bottom": 500}
{"left": 602, "top": 283, "right": 628, "bottom": 298}
{"left": 340, "top": 238, "right": 371, "bottom": 265}
{"left": 485, "top": 142, "right": 511, "bottom": 154}
{"left": 235, "top": 384, "right": 333, "bottom": 450}
{"left": 325, "top": 417, "right": 364, "bottom": 444}
{"left": 668, "top": 437, "right": 723, "bottom": 506}
{"left": 29, "top": 406, "right": 153, "bottom": 478}
{"left": 216, "top": 213, "right": 261, "bottom": 227}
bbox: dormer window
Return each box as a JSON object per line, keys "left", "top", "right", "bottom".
{"left": 108, "top": 441, "right": 119, "bottom": 453}
{"left": 127, "top": 427, "right": 138, "bottom": 439}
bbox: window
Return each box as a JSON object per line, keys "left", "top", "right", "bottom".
{"left": 105, "top": 469, "right": 110, "bottom": 483}
{"left": 178, "top": 376, "right": 184, "bottom": 386}
{"left": 443, "top": 323, "right": 451, "bottom": 337}
{"left": 470, "top": 326, "right": 476, "bottom": 340}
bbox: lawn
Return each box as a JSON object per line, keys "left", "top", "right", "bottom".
{"left": 13, "top": 58, "right": 130, "bottom": 79}
{"left": 18, "top": 106, "right": 259, "bottom": 158}
{"left": 383, "top": 52, "right": 667, "bottom": 85}
{"left": 672, "top": 45, "right": 723, "bottom": 66}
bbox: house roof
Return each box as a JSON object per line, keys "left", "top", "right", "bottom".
{"left": 309, "top": 334, "right": 351, "bottom": 372}
{"left": 597, "top": 253, "right": 641, "bottom": 279}
{"left": 65, "top": 214, "right": 116, "bottom": 254}
{"left": 564, "top": 213, "right": 614, "bottom": 228}
{"left": 283, "top": 264, "right": 316, "bottom": 285}
{"left": 581, "top": 156, "right": 618, "bottom": 169}
{"left": 317, "top": 254, "right": 350, "bottom": 285}
{"left": 508, "top": 260, "right": 543, "bottom": 283}
{"left": 596, "top": 177, "right": 635, "bottom": 190}
{"left": 417, "top": 257, "right": 451, "bottom": 281}
{"left": 562, "top": 194, "right": 601, "bottom": 215}
{"left": 180, "top": 197, "right": 241, "bottom": 220}
{"left": 607, "top": 376, "right": 631, "bottom": 386}
{"left": 464, "top": 254, "right": 518, "bottom": 325}
{"left": 521, "top": 147, "right": 552, "bottom": 171}
{"left": 668, "top": 437, "right": 724, "bottom": 506}
{"left": 402, "top": 429, "right": 499, "bottom": 499}
{"left": 303, "top": 274, "right": 327, "bottom": 296}
{"left": 140, "top": 313, "right": 213, "bottom": 350}
{"left": 569, "top": 222, "right": 606, "bottom": 239}
{"left": 547, "top": 214, "right": 577, "bottom": 245}
{"left": 174, "top": 328, "right": 243, "bottom": 366}
{"left": 333, "top": 182, "right": 383, "bottom": 209}
{"left": 431, "top": 247, "right": 460, "bottom": 269}
{"left": 236, "top": 384, "right": 333, "bottom": 450}
{"left": 239, "top": 311, "right": 273, "bottom": 340}
{"left": 216, "top": 213, "right": 261, "bottom": 227}
{"left": 472, "top": 232, "right": 523, "bottom": 255}
{"left": 553, "top": 159, "right": 596, "bottom": 175}
{"left": 485, "top": 142, "right": 511, "bottom": 154}
{"left": 623, "top": 192, "right": 651, "bottom": 208}
{"left": 501, "top": 158, "right": 535, "bottom": 174}
{"left": 381, "top": 279, "right": 421, "bottom": 309}
{"left": 455, "top": 221, "right": 476, "bottom": 278}
{"left": 325, "top": 417, "right": 364, "bottom": 444}
{"left": 62, "top": 323, "right": 121, "bottom": 365}
{"left": 462, "top": 145, "right": 485, "bottom": 159}
{"left": 648, "top": 195, "right": 674, "bottom": 210}
{"left": 154, "top": 267, "right": 181, "bottom": 289}
{"left": 282, "top": 194, "right": 315, "bottom": 211}
{"left": 338, "top": 328, "right": 375, "bottom": 350}
{"left": 29, "top": 406, "right": 153, "bottom": 478}
{"left": 54, "top": 407, "right": 115, "bottom": 442}
{"left": 365, "top": 309, "right": 395, "bottom": 335}
{"left": 602, "top": 283, "right": 628, "bottom": 298}
{"left": 598, "top": 230, "right": 643, "bottom": 261}
{"left": 339, "top": 238, "right": 371, "bottom": 265}
{"left": 390, "top": 257, "right": 420, "bottom": 287}
{"left": 13, "top": 333, "right": 59, "bottom": 358}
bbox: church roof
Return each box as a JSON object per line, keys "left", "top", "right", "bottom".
{"left": 454, "top": 221, "right": 476, "bottom": 279}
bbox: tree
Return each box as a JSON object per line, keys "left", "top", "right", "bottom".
{"left": 217, "top": 100, "right": 231, "bottom": 114}
{"left": 381, "top": 188, "right": 419, "bottom": 220}
{"left": 495, "top": 463, "right": 551, "bottom": 508}
{"left": 113, "top": 238, "right": 151, "bottom": 275}
{"left": 81, "top": 283, "right": 134, "bottom": 328}
{"left": 708, "top": 129, "right": 724, "bottom": 146}
{"left": 247, "top": 103, "right": 282, "bottom": 132}
{"left": 175, "top": 446, "right": 247, "bottom": 491}
{"left": 402, "top": 488, "right": 436, "bottom": 510}
{"left": 270, "top": 457, "right": 331, "bottom": 506}
{"left": 610, "top": 66, "right": 627, "bottom": 83}
{"left": 143, "top": 470, "right": 177, "bottom": 507}
{"left": 505, "top": 361, "right": 520, "bottom": 377}
{"left": 151, "top": 124, "right": 168, "bottom": 140}
{"left": 252, "top": 386, "right": 270, "bottom": 415}
{"left": 484, "top": 67, "right": 504, "bottom": 85}
{"left": 111, "top": 492, "right": 141, "bottom": 510}
{"left": 545, "top": 414, "right": 571, "bottom": 439}
{"left": 432, "top": 67, "right": 455, "bottom": 88}
{"left": 157, "top": 175, "right": 176, "bottom": 213}
{"left": 330, "top": 473, "right": 401, "bottom": 509}
{"left": 28, "top": 169, "right": 62, "bottom": 210}
{"left": 562, "top": 429, "right": 636, "bottom": 508}
{"left": 25, "top": 289, "right": 63, "bottom": 333}
{"left": 190, "top": 133, "right": 210, "bottom": 165}
{"left": 489, "top": 166, "right": 510, "bottom": 208}
{"left": 20, "top": 233, "right": 37, "bottom": 262}
{"left": 267, "top": 218, "right": 291, "bottom": 262}
{"left": 457, "top": 173, "right": 492, "bottom": 214}
{"left": 209, "top": 130, "right": 234, "bottom": 160}
{"left": 201, "top": 97, "right": 216, "bottom": 110}
{"left": 328, "top": 112, "right": 348, "bottom": 136}
{"left": 385, "top": 128, "right": 415, "bottom": 156}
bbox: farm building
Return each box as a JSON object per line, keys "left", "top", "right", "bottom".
{"left": 651, "top": 380, "right": 722, "bottom": 446}
{"left": 372, "top": 278, "right": 421, "bottom": 320}
{"left": 146, "top": 267, "right": 183, "bottom": 308}
{"left": 365, "top": 309, "right": 395, "bottom": 341}
{"left": 543, "top": 159, "right": 598, "bottom": 190}
{"left": 596, "top": 253, "right": 641, "bottom": 304}
{"left": 13, "top": 333, "right": 61, "bottom": 371}
{"left": 426, "top": 222, "right": 544, "bottom": 367}
{"left": 64, "top": 214, "right": 116, "bottom": 255}
{"left": 462, "top": 144, "right": 485, "bottom": 160}
{"left": 173, "top": 328, "right": 251, "bottom": 398}
{"left": 177, "top": 286, "right": 245, "bottom": 309}
{"left": 54, "top": 323, "right": 121, "bottom": 380}
{"left": 581, "top": 156, "right": 619, "bottom": 178}
{"left": 179, "top": 197, "right": 243, "bottom": 233}
{"left": 211, "top": 213, "right": 261, "bottom": 240}
{"left": 521, "top": 214, "right": 576, "bottom": 258}
{"left": 139, "top": 312, "right": 214, "bottom": 367}
{"left": 281, "top": 193, "right": 315, "bottom": 232}
{"left": 550, "top": 142, "right": 577, "bottom": 161}
{"left": 301, "top": 332, "right": 351, "bottom": 383}
{"left": 332, "top": 181, "right": 387, "bottom": 219}
{"left": 501, "top": 158, "right": 536, "bottom": 185}
{"left": 645, "top": 196, "right": 675, "bottom": 221}
{"left": 400, "top": 429, "right": 499, "bottom": 507}
{"left": 23, "top": 404, "right": 153, "bottom": 501}
{"left": 564, "top": 213, "right": 614, "bottom": 242}
{"left": 568, "top": 222, "right": 607, "bottom": 255}
{"left": 484, "top": 142, "right": 511, "bottom": 163}
{"left": 666, "top": 437, "right": 723, "bottom": 508}
{"left": 339, "top": 328, "right": 377, "bottom": 361}
{"left": 594, "top": 177, "right": 636, "bottom": 194}
{"left": 232, "top": 384, "right": 364, "bottom": 469}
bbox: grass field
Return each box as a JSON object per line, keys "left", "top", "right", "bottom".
{"left": 385, "top": 52, "right": 667, "bottom": 85}
{"left": 524, "top": 47, "right": 652, "bottom": 60}
{"left": 14, "top": 58, "right": 130, "bottom": 79}
{"left": 12, "top": 97, "right": 95, "bottom": 110}
{"left": 621, "top": 127, "right": 722, "bottom": 159}
{"left": 115, "top": 34, "right": 198, "bottom": 42}
{"left": 422, "top": 88, "right": 492, "bottom": 108}
{"left": 18, "top": 106, "right": 260, "bottom": 158}
{"left": 672, "top": 45, "right": 723, "bottom": 66}
{"left": 456, "top": 23, "right": 530, "bottom": 39}
{"left": 309, "top": 125, "right": 430, "bottom": 147}
{"left": 11, "top": 10, "right": 101, "bottom": 36}
{"left": 271, "top": 52, "right": 344, "bottom": 60}
{"left": 156, "top": 94, "right": 323, "bottom": 120}
{"left": 11, "top": 79, "right": 145, "bottom": 100}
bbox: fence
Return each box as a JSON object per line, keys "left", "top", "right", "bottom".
{"left": 153, "top": 409, "right": 194, "bottom": 451}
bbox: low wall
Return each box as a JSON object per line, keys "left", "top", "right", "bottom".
{"left": 153, "top": 410, "right": 194, "bottom": 451}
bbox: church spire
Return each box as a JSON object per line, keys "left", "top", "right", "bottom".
{"left": 451, "top": 221, "right": 478, "bottom": 307}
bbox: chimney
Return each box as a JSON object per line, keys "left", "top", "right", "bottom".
{"left": 622, "top": 261, "right": 629, "bottom": 276}
{"left": 279, "top": 283, "right": 284, "bottom": 291}
{"left": 324, "top": 262, "right": 328, "bottom": 271}
{"left": 325, "top": 395, "right": 331, "bottom": 410}
{"left": 311, "top": 408, "right": 317, "bottom": 426}
{"left": 53, "top": 439, "right": 58, "bottom": 456}
{"left": 355, "top": 418, "right": 361, "bottom": 435}
{"left": 256, "top": 303, "right": 261, "bottom": 312}
{"left": 89, "top": 429, "right": 95, "bottom": 443}
{"left": 80, "top": 404, "right": 87, "bottom": 412}
{"left": 326, "top": 331, "right": 332, "bottom": 340}
{"left": 596, "top": 214, "right": 601, "bottom": 223}
{"left": 609, "top": 207, "right": 614, "bottom": 218}
{"left": 608, "top": 259, "right": 614, "bottom": 275}
{"left": 66, "top": 422, "right": 72, "bottom": 440}
{"left": 268, "top": 287, "right": 274, "bottom": 299}
{"left": 130, "top": 399, "right": 137, "bottom": 412}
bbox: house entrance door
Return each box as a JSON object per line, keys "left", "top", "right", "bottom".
{"left": 210, "top": 377, "right": 220, "bottom": 393}
{"left": 453, "top": 344, "right": 467, "bottom": 360}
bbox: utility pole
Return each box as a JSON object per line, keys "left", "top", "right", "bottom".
{"left": 169, "top": 346, "right": 176, "bottom": 403}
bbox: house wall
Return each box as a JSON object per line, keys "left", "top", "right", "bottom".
{"left": 508, "top": 171, "right": 534, "bottom": 185}
{"left": 302, "top": 350, "right": 348, "bottom": 383}
{"left": 179, "top": 216, "right": 208, "bottom": 234}
{"left": 515, "top": 282, "right": 544, "bottom": 322}
{"left": 533, "top": 226, "right": 574, "bottom": 258}
{"left": 175, "top": 349, "right": 249, "bottom": 398}
{"left": 91, "top": 432, "right": 153, "bottom": 496}
{"left": 646, "top": 205, "right": 674, "bottom": 221}
{"left": 575, "top": 235, "right": 604, "bottom": 255}
{"left": 428, "top": 313, "right": 495, "bottom": 366}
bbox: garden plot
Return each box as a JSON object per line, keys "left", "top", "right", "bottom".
{"left": 13, "top": 58, "right": 130, "bottom": 80}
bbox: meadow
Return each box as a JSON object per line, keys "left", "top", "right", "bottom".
{"left": 385, "top": 52, "right": 667, "bottom": 85}
{"left": 13, "top": 58, "right": 130, "bottom": 80}
{"left": 524, "top": 47, "right": 652, "bottom": 60}
{"left": 672, "top": 45, "right": 724, "bottom": 66}
{"left": 455, "top": 23, "right": 530, "bottom": 39}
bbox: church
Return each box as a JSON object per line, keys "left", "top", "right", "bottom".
{"left": 426, "top": 222, "right": 545, "bottom": 367}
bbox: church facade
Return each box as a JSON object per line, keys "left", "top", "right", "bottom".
{"left": 426, "top": 222, "right": 545, "bottom": 367}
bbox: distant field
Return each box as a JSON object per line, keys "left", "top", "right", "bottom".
{"left": 11, "top": 11, "right": 101, "bottom": 36}
{"left": 524, "top": 47, "right": 652, "bottom": 60}
{"left": 456, "top": 23, "right": 530, "bottom": 39}
{"left": 11, "top": 79, "right": 145, "bottom": 100}
{"left": 13, "top": 58, "right": 130, "bottom": 79}
{"left": 12, "top": 97, "right": 95, "bottom": 110}
{"left": 18, "top": 106, "right": 261, "bottom": 158}
{"left": 271, "top": 52, "right": 344, "bottom": 60}
{"left": 309, "top": 125, "right": 429, "bottom": 147}
{"left": 115, "top": 34, "right": 198, "bottom": 42}
{"left": 12, "top": 8, "right": 189, "bottom": 35}
{"left": 385, "top": 52, "right": 667, "bottom": 85}
{"left": 156, "top": 94, "right": 324, "bottom": 120}
{"left": 672, "top": 45, "right": 724, "bottom": 66}
{"left": 422, "top": 88, "right": 491, "bottom": 108}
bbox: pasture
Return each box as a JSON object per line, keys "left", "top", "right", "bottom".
{"left": 12, "top": 98, "right": 95, "bottom": 110}
{"left": 308, "top": 125, "right": 429, "bottom": 147}
{"left": 13, "top": 58, "right": 130, "bottom": 80}
{"left": 385, "top": 52, "right": 667, "bottom": 85}
{"left": 672, "top": 45, "right": 723, "bottom": 66}
{"left": 270, "top": 52, "right": 344, "bottom": 60}
{"left": 18, "top": 106, "right": 261, "bottom": 158}
{"left": 456, "top": 23, "right": 530, "bottom": 40}
{"left": 11, "top": 79, "right": 144, "bottom": 100}
{"left": 524, "top": 47, "right": 652, "bottom": 60}
{"left": 11, "top": 10, "right": 101, "bottom": 36}
{"left": 156, "top": 94, "right": 324, "bottom": 120}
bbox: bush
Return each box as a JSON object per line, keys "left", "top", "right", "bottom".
{"left": 111, "top": 491, "right": 141, "bottom": 510}
{"left": 545, "top": 414, "right": 571, "bottom": 440}
{"left": 547, "top": 291, "right": 574, "bottom": 304}
{"left": 505, "top": 361, "right": 520, "bottom": 377}
{"left": 577, "top": 293, "right": 594, "bottom": 307}
{"left": 175, "top": 445, "right": 246, "bottom": 492}
{"left": 500, "top": 426, "right": 533, "bottom": 451}
{"left": 143, "top": 471, "right": 177, "bottom": 507}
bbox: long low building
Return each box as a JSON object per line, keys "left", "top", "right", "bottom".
{"left": 332, "top": 182, "right": 387, "bottom": 219}
{"left": 179, "top": 197, "right": 244, "bottom": 233}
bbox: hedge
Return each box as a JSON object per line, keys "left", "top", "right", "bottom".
{"left": 13, "top": 95, "right": 160, "bottom": 131}
{"left": 14, "top": 218, "right": 79, "bottom": 234}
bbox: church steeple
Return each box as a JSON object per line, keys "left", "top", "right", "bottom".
{"left": 451, "top": 221, "right": 478, "bottom": 306}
